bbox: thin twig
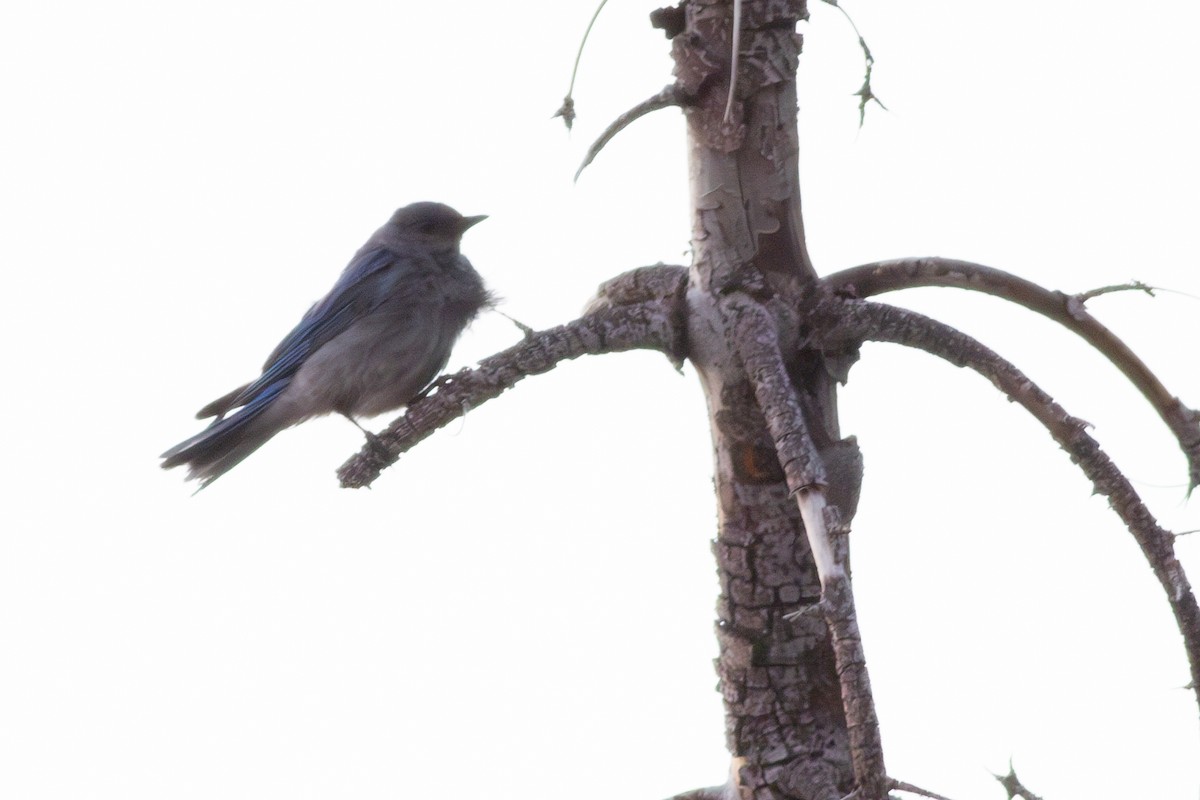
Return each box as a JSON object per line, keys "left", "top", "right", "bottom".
{"left": 553, "top": 0, "right": 610, "bottom": 130}
{"left": 818, "top": 0, "right": 886, "bottom": 125}
{"left": 808, "top": 294, "right": 1200, "bottom": 714}
{"left": 723, "top": 0, "right": 742, "bottom": 123}
{"left": 823, "top": 257, "right": 1200, "bottom": 493}
{"left": 576, "top": 85, "right": 691, "bottom": 181}
{"left": 888, "top": 778, "right": 959, "bottom": 800}
{"left": 1076, "top": 280, "right": 1156, "bottom": 302}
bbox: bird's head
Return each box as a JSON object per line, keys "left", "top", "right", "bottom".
{"left": 389, "top": 202, "right": 487, "bottom": 248}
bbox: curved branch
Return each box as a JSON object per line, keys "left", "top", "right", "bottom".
{"left": 337, "top": 299, "right": 685, "bottom": 488}
{"left": 575, "top": 85, "right": 692, "bottom": 181}
{"left": 808, "top": 294, "right": 1200, "bottom": 713}
{"left": 823, "top": 257, "right": 1200, "bottom": 492}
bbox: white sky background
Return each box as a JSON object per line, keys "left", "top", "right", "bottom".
{"left": 2, "top": 1, "right": 1198, "bottom": 798}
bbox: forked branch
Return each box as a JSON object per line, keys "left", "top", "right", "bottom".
{"left": 727, "top": 293, "right": 966, "bottom": 800}
{"left": 825, "top": 257, "right": 1200, "bottom": 492}
{"left": 724, "top": 293, "right": 969, "bottom": 800}
{"left": 807, "top": 294, "right": 1200, "bottom": 712}
{"left": 724, "top": 295, "right": 836, "bottom": 580}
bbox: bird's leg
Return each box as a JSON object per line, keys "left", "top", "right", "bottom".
{"left": 341, "top": 414, "right": 392, "bottom": 462}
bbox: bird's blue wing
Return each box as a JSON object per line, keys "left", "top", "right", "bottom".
{"left": 223, "top": 247, "right": 401, "bottom": 411}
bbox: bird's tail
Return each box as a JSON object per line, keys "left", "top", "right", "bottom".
{"left": 161, "top": 381, "right": 292, "bottom": 489}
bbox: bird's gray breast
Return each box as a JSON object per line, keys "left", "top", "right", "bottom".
{"left": 439, "top": 254, "right": 491, "bottom": 323}
{"left": 288, "top": 256, "right": 486, "bottom": 419}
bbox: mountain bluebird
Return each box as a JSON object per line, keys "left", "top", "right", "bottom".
{"left": 162, "top": 202, "right": 492, "bottom": 488}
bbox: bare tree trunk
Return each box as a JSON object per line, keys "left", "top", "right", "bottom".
{"left": 333, "top": 5, "right": 1199, "bottom": 794}
{"left": 662, "top": 2, "right": 860, "bottom": 797}
{"left": 331, "top": 4, "right": 1200, "bottom": 796}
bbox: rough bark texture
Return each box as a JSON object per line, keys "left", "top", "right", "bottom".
{"left": 662, "top": 1, "right": 859, "bottom": 797}
{"left": 331, "top": 3, "right": 1198, "bottom": 794}
{"left": 338, "top": 300, "right": 685, "bottom": 488}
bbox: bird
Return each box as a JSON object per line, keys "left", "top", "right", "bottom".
{"left": 161, "top": 201, "right": 493, "bottom": 489}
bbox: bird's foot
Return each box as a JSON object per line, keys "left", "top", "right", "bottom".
{"left": 361, "top": 429, "right": 392, "bottom": 463}
{"left": 342, "top": 414, "right": 393, "bottom": 463}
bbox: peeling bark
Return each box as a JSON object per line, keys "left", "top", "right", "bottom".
{"left": 665, "top": 1, "right": 860, "bottom": 796}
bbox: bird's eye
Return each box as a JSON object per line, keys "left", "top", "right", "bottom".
{"left": 419, "top": 222, "right": 437, "bottom": 234}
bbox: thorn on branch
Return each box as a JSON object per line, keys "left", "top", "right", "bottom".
{"left": 552, "top": 96, "right": 576, "bottom": 130}
{"left": 992, "top": 761, "right": 1045, "bottom": 800}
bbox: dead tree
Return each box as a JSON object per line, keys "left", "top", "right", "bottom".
{"left": 337, "top": 2, "right": 1199, "bottom": 798}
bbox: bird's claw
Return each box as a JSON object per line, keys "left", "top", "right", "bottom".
{"left": 361, "top": 429, "right": 392, "bottom": 463}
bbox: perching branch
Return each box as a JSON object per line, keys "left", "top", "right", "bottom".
{"left": 807, "top": 294, "right": 1200, "bottom": 713}
{"left": 576, "top": 85, "right": 693, "bottom": 180}
{"left": 584, "top": 262, "right": 689, "bottom": 317}
{"left": 337, "top": 297, "right": 686, "bottom": 489}
{"left": 825, "top": 257, "right": 1200, "bottom": 492}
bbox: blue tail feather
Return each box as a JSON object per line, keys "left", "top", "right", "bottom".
{"left": 161, "top": 380, "right": 290, "bottom": 487}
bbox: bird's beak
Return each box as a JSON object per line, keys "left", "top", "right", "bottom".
{"left": 460, "top": 214, "right": 488, "bottom": 232}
